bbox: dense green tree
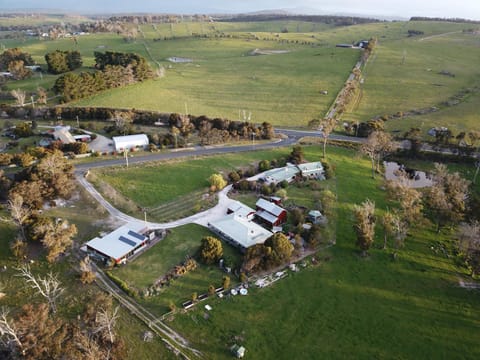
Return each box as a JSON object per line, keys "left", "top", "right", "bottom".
{"left": 45, "top": 50, "right": 83, "bottom": 74}
{"left": 289, "top": 145, "right": 305, "bottom": 164}
{"left": 0, "top": 48, "right": 34, "bottom": 71}
{"left": 199, "top": 236, "right": 223, "bottom": 265}
{"left": 8, "top": 60, "right": 32, "bottom": 80}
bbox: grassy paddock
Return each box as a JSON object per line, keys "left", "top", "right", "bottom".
{"left": 113, "top": 224, "right": 242, "bottom": 314}
{"left": 91, "top": 148, "right": 290, "bottom": 210}
{"left": 162, "top": 145, "right": 480, "bottom": 359}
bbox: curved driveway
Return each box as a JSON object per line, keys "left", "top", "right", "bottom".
{"left": 75, "top": 130, "right": 358, "bottom": 230}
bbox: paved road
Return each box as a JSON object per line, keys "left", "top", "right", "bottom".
{"left": 75, "top": 136, "right": 297, "bottom": 172}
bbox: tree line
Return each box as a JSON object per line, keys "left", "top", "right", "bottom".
{"left": 53, "top": 51, "right": 155, "bottom": 102}
{"left": 354, "top": 130, "right": 479, "bottom": 276}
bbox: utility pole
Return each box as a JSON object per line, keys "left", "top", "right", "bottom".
{"left": 124, "top": 149, "right": 129, "bottom": 168}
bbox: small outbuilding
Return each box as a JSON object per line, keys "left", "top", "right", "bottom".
{"left": 112, "top": 134, "right": 149, "bottom": 152}
{"left": 230, "top": 344, "right": 246, "bottom": 358}
{"left": 297, "top": 162, "right": 325, "bottom": 180}
{"left": 308, "top": 210, "right": 323, "bottom": 224}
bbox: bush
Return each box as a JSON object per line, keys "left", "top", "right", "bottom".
{"left": 106, "top": 271, "right": 138, "bottom": 298}
{"left": 322, "top": 160, "right": 335, "bottom": 179}
{"left": 199, "top": 236, "right": 223, "bottom": 265}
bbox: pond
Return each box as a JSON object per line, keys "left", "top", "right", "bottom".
{"left": 384, "top": 162, "right": 433, "bottom": 188}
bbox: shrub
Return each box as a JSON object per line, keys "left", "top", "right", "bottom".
{"left": 106, "top": 271, "right": 138, "bottom": 298}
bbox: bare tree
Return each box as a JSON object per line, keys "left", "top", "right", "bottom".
{"left": 381, "top": 210, "right": 396, "bottom": 249}
{"left": 391, "top": 214, "right": 408, "bottom": 257}
{"left": 36, "top": 87, "right": 47, "bottom": 105}
{"left": 385, "top": 172, "right": 423, "bottom": 225}
{"left": 16, "top": 265, "right": 64, "bottom": 313}
{"left": 0, "top": 307, "right": 22, "bottom": 349}
{"left": 360, "top": 131, "right": 395, "bottom": 178}
{"left": 457, "top": 221, "right": 480, "bottom": 277}
{"left": 93, "top": 306, "right": 120, "bottom": 344}
{"left": 10, "top": 89, "right": 26, "bottom": 106}
{"left": 353, "top": 199, "right": 376, "bottom": 256}
{"left": 6, "top": 194, "right": 31, "bottom": 241}
{"left": 319, "top": 118, "right": 337, "bottom": 158}
{"left": 426, "top": 163, "right": 470, "bottom": 233}
{"left": 79, "top": 256, "right": 96, "bottom": 284}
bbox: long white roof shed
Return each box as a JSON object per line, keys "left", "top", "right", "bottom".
{"left": 112, "top": 134, "right": 149, "bottom": 152}
{"left": 86, "top": 223, "right": 148, "bottom": 263}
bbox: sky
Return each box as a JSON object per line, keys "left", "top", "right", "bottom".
{"left": 2, "top": 0, "right": 480, "bottom": 20}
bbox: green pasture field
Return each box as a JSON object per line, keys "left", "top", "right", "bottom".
{"left": 162, "top": 145, "right": 480, "bottom": 359}
{"left": 72, "top": 37, "right": 357, "bottom": 127}
{"left": 346, "top": 25, "right": 480, "bottom": 136}
{"left": 1, "top": 19, "right": 478, "bottom": 131}
{"left": 91, "top": 148, "right": 291, "bottom": 209}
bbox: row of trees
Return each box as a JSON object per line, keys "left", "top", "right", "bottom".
{"left": 354, "top": 163, "right": 473, "bottom": 266}
{"left": 53, "top": 51, "right": 155, "bottom": 102}
{"left": 45, "top": 50, "right": 82, "bottom": 74}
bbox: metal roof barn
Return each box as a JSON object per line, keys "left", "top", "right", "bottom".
{"left": 86, "top": 223, "right": 148, "bottom": 264}
{"left": 112, "top": 134, "right": 149, "bottom": 152}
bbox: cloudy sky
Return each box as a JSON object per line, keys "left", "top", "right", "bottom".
{"left": 2, "top": 0, "right": 480, "bottom": 20}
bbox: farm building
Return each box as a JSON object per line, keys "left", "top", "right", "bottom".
{"left": 208, "top": 213, "right": 273, "bottom": 252}
{"left": 261, "top": 163, "right": 299, "bottom": 185}
{"left": 308, "top": 210, "right": 323, "bottom": 224}
{"left": 85, "top": 223, "right": 151, "bottom": 264}
{"left": 255, "top": 198, "right": 287, "bottom": 228}
{"left": 227, "top": 201, "right": 256, "bottom": 218}
{"left": 53, "top": 127, "right": 76, "bottom": 144}
{"left": 297, "top": 162, "right": 325, "bottom": 180}
{"left": 112, "top": 134, "right": 149, "bottom": 152}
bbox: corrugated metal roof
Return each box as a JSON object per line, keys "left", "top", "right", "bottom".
{"left": 256, "top": 210, "right": 279, "bottom": 224}
{"left": 227, "top": 201, "right": 255, "bottom": 217}
{"left": 262, "top": 164, "right": 299, "bottom": 183}
{"left": 298, "top": 162, "right": 324, "bottom": 175}
{"left": 86, "top": 223, "right": 147, "bottom": 261}
{"left": 210, "top": 214, "right": 272, "bottom": 249}
{"left": 112, "top": 134, "right": 149, "bottom": 151}
{"left": 256, "top": 198, "right": 285, "bottom": 217}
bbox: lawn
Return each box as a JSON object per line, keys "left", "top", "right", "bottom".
{"left": 91, "top": 148, "right": 291, "bottom": 212}
{"left": 112, "top": 224, "right": 242, "bottom": 314}
{"left": 160, "top": 145, "right": 480, "bottom": 359}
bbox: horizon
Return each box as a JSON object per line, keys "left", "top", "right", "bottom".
{"left": 1, "top": 1, "right": 480, "bottom": 21}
